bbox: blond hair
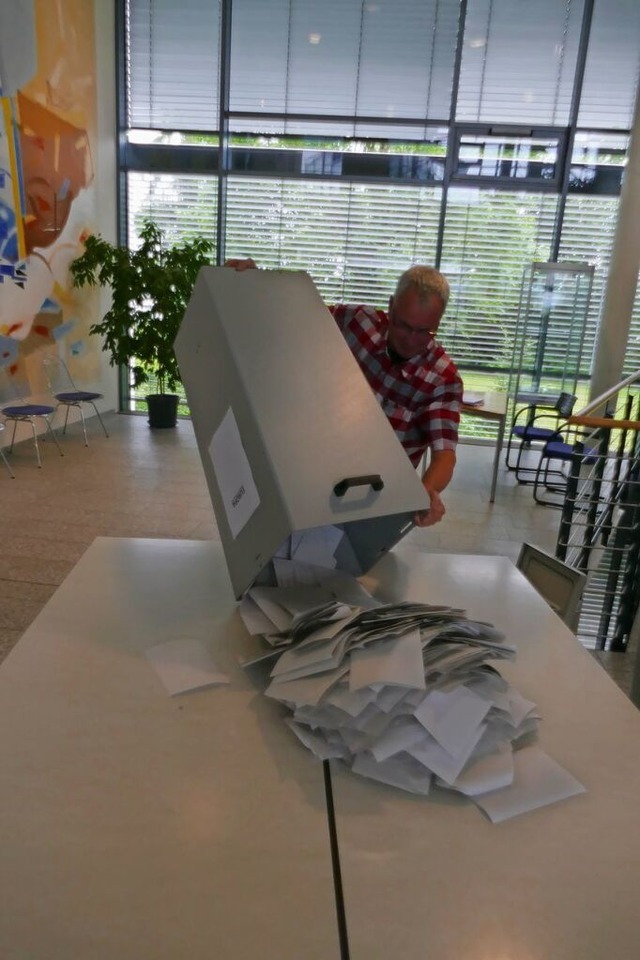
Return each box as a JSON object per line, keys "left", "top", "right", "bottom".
{"left": 394, "top": 265, "right": 450, "bottom": 309}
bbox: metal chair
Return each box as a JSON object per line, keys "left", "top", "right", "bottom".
{"left": 532, "top": 423, "right": 598, "bottom": 507}
{"left": 0, "top": 422, "right": 15, "bottom": 478}
{"left": 43, "top": 355, "right": 109, "bottom": 446}
{"left": 516, "top": 542, "right": 586, "bottom": 632}
{"left": 505, "top": 391, "right": 577, "bottom": 483}
{"left": 0, "top": 367, "right": 64, "bottom": 468}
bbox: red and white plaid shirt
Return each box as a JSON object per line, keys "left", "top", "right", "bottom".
{"left": 330, "top": 303, "right": 463, "bottom": 467}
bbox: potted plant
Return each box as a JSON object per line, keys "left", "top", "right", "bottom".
{"left": 70, "top": 219, "right": 215, "bottom": 428}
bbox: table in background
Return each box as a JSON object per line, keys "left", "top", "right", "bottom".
{"left": 461, "top": 390, "right": 508, "bottom": 502}
{"left": 1, "top": 537, "right": 640, "bottom": 960}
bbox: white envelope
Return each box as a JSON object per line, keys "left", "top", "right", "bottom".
{"left": 145, "top": 638, "right": 230, "bottom": 696}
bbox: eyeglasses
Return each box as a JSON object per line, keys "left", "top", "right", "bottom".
{"left": 391, "top": 317, "right": 438, "bottom": 339}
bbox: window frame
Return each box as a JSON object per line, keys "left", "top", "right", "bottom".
{"left": 116, "top": 0, "right": 639, "bottom": 422}
{"left": 449, "top": 123, "right": 570, "bottom": 193}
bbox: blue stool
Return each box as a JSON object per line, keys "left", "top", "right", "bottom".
{"left": 1, "top": 402, "right": 64, "bottom": 468}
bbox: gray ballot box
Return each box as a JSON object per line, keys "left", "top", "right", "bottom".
{"left": 175, "top": 267, "right": 429, "bottom": 598}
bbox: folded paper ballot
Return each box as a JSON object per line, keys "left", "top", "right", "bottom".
{"left": 462, "top": 391, "right": 485, "bottom": 406}
{"left": 146, "top": 638, "right": 230, "bottom": 696}
{"left": 239, "top": 562, "right": 585, "bottom": 821}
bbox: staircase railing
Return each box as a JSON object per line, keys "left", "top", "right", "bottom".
{"left": 555, "top": 370, "right": 640, "bottom": 651}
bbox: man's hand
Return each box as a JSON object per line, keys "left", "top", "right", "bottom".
{"left": 414, "top": 487, "right": 446, "bottom": 527}
{"left": 415, "top": 448, "right": 455, "bottom": 527}
{"left": 223, "top": 258, "right": 257, "bottom": 271}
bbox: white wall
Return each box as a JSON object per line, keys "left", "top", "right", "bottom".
{"left": 0, "top": 0, "right": 119, "bottom": 451}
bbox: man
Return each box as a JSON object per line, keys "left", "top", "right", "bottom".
{"left": 224, "top": 260, "right": 462, "bottom": 528}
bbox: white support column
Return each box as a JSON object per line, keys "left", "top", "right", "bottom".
{"left": 590, "top": 81, "right": 640, "bottom": 400}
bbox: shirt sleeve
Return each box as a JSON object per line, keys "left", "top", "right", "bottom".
{"left": 328, "top": 303, "right": 349, "bottom": 333}
{"left": 419, "top": 373, "right": 463, "bottom": 452}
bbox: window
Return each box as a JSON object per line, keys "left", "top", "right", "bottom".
{"left": 121, "top": 0, "right": 640, "bottom": 426}
{"left": 226, "top": 177, "right": 440, "bottom": 305}
{"left": 229, "top": 0, "right": 460, "bottom": 132}
{"left": 579, "top": 0, "right": 640, "bottom": 129}
{"left": 451, "top": 127, "right": 566, "bottom": 190}
{"left": 456, "top": 0, "right": 585, "bottom": 126}
{"left": 127, "top": 0, "right": 222, "bottom": 130}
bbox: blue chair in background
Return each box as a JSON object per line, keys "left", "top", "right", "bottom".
{"left": 532, "top": 423, "right": 598, "bottom": 507}
{"left": 1, "top": 398, "right": 64, "bottom": 468}
{"left": 505, "top": 391, "right": 577, "bottom": 483}
{"left": 0, "top": 422, "right": 15, "bottom": 478}
{"left": 43, "top": 355, "right": 109, "bottom": 446}
{"left": 0, "top": 364, "right": 64, "bottom": 468}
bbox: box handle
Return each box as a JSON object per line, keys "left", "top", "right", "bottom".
{"left": 333, "top": 474, "right": 384, "bottom": 497}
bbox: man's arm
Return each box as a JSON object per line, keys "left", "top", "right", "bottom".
{"left": 415, "top": 448, "right": 456, "bottom": 527}
{"left": 413, "top": 374, "right": 462, "bottom": 528}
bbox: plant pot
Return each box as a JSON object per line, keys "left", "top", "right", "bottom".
{"left": 146, "top": 393, "right": 179, "bottom": 429}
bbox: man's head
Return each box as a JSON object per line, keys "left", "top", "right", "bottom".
{"left": 387, "top": 265, "right": 449, "bottom": 360}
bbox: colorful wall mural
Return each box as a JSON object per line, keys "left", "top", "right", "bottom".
{"left": 0, "top": 0, "right": 100, "bottom": 400}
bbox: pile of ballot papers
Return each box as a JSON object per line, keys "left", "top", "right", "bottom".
{"left": 238, "top": 558, "right": 559, "bottom": 809}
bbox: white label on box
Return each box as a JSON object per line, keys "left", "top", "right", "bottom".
{"left": 209, "top": 407, "right": 260, "bottom": 538}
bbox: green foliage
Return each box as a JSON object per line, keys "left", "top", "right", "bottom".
{"left": 70, "top": 220, "right": 215, "bottom": 394}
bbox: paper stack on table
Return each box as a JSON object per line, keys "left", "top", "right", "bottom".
{"left": 238, "top": 566, "right": 585, "bottom": 822}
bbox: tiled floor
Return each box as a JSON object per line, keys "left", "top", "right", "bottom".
{"left": 0, "top": 412, "right": 635, "bottom": 698}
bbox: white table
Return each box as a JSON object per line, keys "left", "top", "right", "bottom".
{"left": 0, "top": 538, "right": 339, "bottom": 960}
{"left": 337, "top": 549, "right": 640, "bottom": 959}
{"left": 1, "top": 538, "right": 640, "bottom": 960}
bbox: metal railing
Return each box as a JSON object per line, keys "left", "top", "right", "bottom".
{"left": 555, "top": 370, "right": 640, "bottom": 651}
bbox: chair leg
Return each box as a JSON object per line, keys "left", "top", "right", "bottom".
{"left": 89, "top": 402, "right": 109, "bottom": 438}
{"left": 9, "top": 419, "right": 17, "bottom": 452}
{"left": 63, "top": 404, "right": 71, "bottom": 435}
{"left": 43, "top": 416, "right": 64, "bottom": 457}
{"left": 514, "top": 439, "right": 545, "bottom": 485}
{"left": 515, "top": 440, "right": 532, "bottom": 483}
{"left": 533, "top": 456, "right": 551, "bottom": 505}
{"left": 533, "top": 456, "right": 566, "bottom": 508}
{"left": 77, "top": 405, "right": 89, "bottom": 446}
{"left": 505, "top": 433, "right": 516, "bottom": 469}
{"left": 505, "top": 434, "right": 531, "bottom": 472}
{"left": 508, "top": 431, "right": 548, "bottom": 485}
{"left": 0, "top": 447, "right": 15, "bottom": 478}
{"left": 30, "top": 419, "right": 43, "bottom": 468}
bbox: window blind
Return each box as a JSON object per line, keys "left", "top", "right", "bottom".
{"left": 579, "top": 0, "right": 640, "bottom": 129}
{"left": 624, "top": 292, "right": 640, "bottom": 375}
{"left": 229, "top": 0, "right": 460, "bottom": 135}
{"left": 457, "top": 0, "right": 584, "bottom": 125}
{"left": 126, "top": 171, "right": 218, "bottom": 248}
{"left": 438, "top": 189, "right": 558, "bottom": 377}
{"left": 125, "top": 171, "right": 218, "bottom": 408}
{"left": 122, "top": 0, "right": 640, "bottom": 418}
{"left": 225, "top": 176, "right": 441, "bottom": 305}
{"left": 557, "top": 195, "right": 621, "bottom": 376}
{"left": 128, "top": 0, "right": 221, "bottom": 130}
